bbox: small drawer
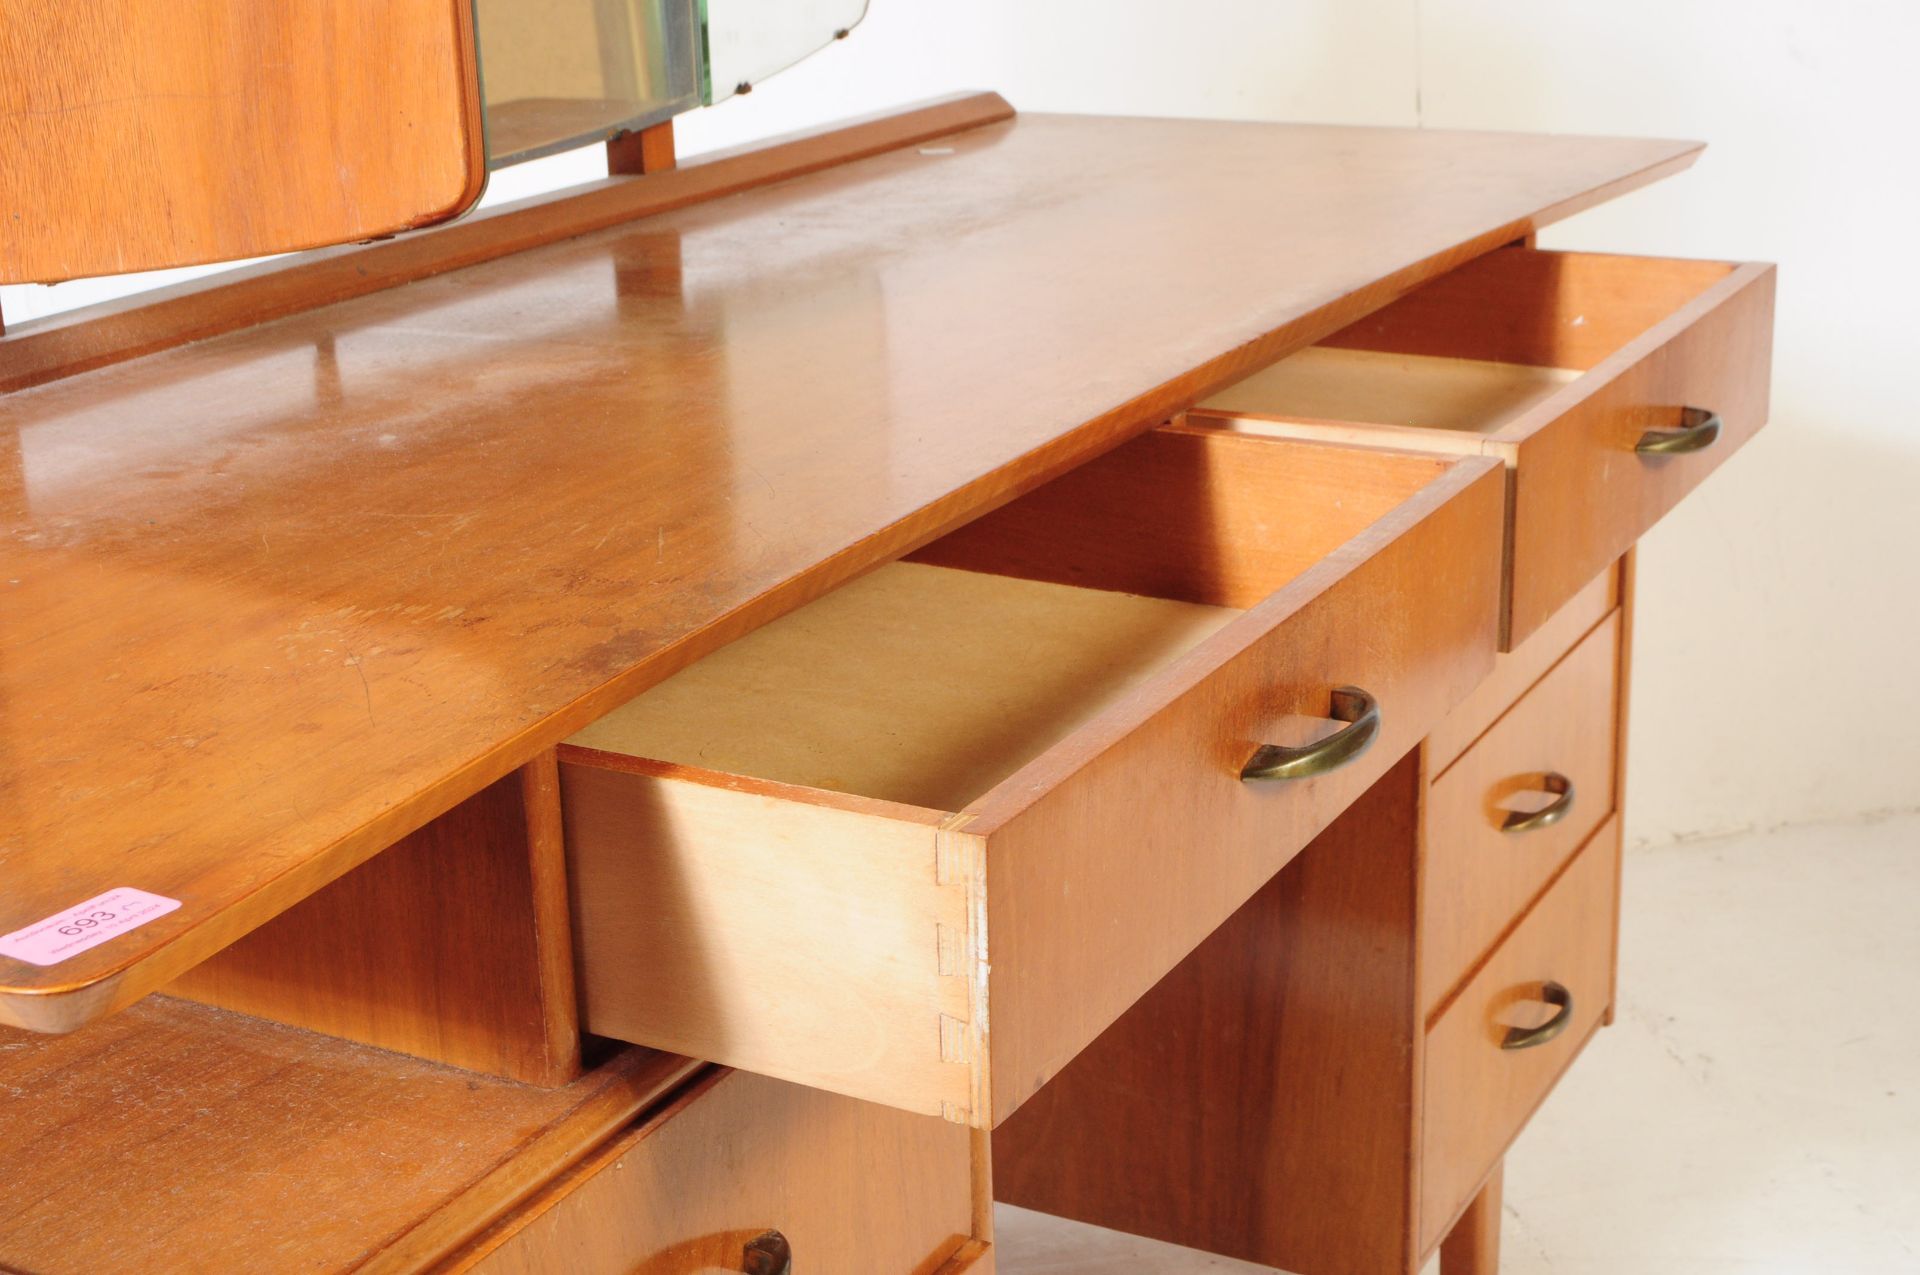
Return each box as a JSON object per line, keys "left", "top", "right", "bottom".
{"left": 443, "top": 1068, "right": 979, "bottom": 1275}
{"left": 1425, "top": 564, "right": 1618, "bottom": 774}
{"left": 561, "top": 425, "right": 1504, "bottom": 1127}
{"left": 1192, "top": 247, "right": 1775, "bottom": 647}
{"left": 1420, "top": 815, "right": 1621, "bottom": 1250}
{"left": 1422, "top": 611, "right": 1622, "bottom": 1012}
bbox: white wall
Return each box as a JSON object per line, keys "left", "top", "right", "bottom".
{"left": 8, "top": 3, "right": 1912, "bottom": 844}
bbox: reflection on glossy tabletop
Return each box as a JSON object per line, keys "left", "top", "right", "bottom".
{"left": 0, "top": 109, "right": 1701, "bottom": 1028}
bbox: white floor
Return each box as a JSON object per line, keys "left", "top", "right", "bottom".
{"left": 995, "top": 814, "right": 1920, "bottom": 1274}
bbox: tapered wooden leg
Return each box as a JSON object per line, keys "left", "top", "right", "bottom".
{"left": 1441, "top": 1161, "right": 1504, "bottom": 1275}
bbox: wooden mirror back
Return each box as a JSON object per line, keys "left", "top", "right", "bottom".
{"left": 0, "top": 1, "right": 487, "bottom": 285}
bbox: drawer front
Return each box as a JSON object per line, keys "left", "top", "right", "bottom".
{"left": 1501, "top": 259, "right": 1774, "bottom": 644}
{"left": 1420, "top": 815, "right": 1620, "bottom": 1249}
{"left": 1423, "top": 611, "right": 1621, "bottom": 1012}
{"left": 564, "top": 431, "right": 1505, "bottom": 1128}
{"left": 446, "top": 1068, "right": 977, "bottom": 1275}
{"left": 1426, "top": 564, "right": 1617, "bottom": 774}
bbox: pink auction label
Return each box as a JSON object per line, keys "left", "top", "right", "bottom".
{"left": 0, "top": 888, "right": 182, "bottom": 967}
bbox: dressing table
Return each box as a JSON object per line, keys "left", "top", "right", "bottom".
{"left": 0, "top": 90, "right": 1772, "bottom": 1274}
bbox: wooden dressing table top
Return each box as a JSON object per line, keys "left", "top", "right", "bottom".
{"left": 0, "top": 96, "right": 1700, "bottom": 1030}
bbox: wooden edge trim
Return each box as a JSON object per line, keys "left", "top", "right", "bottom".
{"left": 554, "top": 743, "right": 956, "bottom": 827}
{"left": 370, "top": 1050, "right": 709, "bottom": 1275}
{"left": 960, "top": 453, "right": 1505, "bottom": 836}
{"left": 521, "top": 748, "right": 584, "bottom": 1084}
{"left": 1406, "top": 743, "right": 1435, "bottom": 1275}
{"left": 1180, "top": 408, "right": 1494, "bottom": 459}
{"left": 0, "top": 91, "right": 1016, "bottom": 393}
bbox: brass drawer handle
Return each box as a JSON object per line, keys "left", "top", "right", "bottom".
{"left": 1635, "top": 406, "right": 1722, "bottom": 455}
{"left": 1241, "top": 686, "right": 1380, "bottom": 782}
{"left": 1501, "top": 981, "right": 1574, "bottom": 1050}
{"left": 743, "top": 1230, "right": 792, "bottom": 1275}
{"left": 1501, "top": 772, "right": 1575, "bottom": 833}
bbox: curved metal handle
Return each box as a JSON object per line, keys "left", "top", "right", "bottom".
{"left": 1241, "top": 686, "right": 1380, "bottom": 782}
{"left": 1501, "top": 772, "right": 1575, "bottom": 833}
{"left": 1500, "top": 981, "right": 1573, "bottom": 1050}
{"left": 743, "top": 1230, "right": 792, "bottom": 1275}
{"left": 1635, "top": 406, "right": 1721, "bottom": 455}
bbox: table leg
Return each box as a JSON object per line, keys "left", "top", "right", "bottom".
{"left": 1440, "top": 1160, "right": 1504, "bottom": 1275}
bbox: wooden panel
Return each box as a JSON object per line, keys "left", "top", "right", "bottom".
{"left": 1503, "top": 257, "right": 1775, "bottom": 643}
{"left": 563, "top": 756, "right": 977, "bottom": 1123}
{"left": 0, "top": 1, "right": 485, "bottom": 283}
{"left": 1421, "top": 816, "right": 1621, "bottom": 1250}
{"left": 993, "top": 753, "right": 1427, "bottom": 1275}
{"left": 0, "top": 996, "right": 698, "bottom": 1275}
{"left": 0, "top": 113, "right": 1702, "bottom": 1034}
{"left": 444, "top": 1068, "right": 976, "bottom": 1275}
{"left": 168, "top": 751, "right": 582, "bottom": 1085}
{"left": 1427, "top": 565, "right": 1617, "bottom": 773}
{"left": 973, "top": 455, "right": 1503, "bottom": 1122}
{"left": 1423, "top": 614, "right": 1621, "bottom": 1016}
{"left": 912, "top": 425, "right": 1464, "bottom": 609}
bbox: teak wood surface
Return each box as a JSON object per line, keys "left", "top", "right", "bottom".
{"left": 0, "top": 102, "right": 1703, "bottom": 1032}
{"left": 0, "top": 996, "right": 701, "bottom": 1275}
{"left": 0, "top": 1, "right": 486, "bottom": 283}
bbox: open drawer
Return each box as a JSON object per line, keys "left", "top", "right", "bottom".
{"left": 1191, "top": 248, "right": 1775, "bottom": 646}
{"left": 558, "top": 426, "right": 1503, "bottom": 1127}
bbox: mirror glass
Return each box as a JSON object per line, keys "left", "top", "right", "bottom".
{"left": 701, "top": 0, "right": 869, "bottom": 104}
{"left": 476, "top": 0, "right": 701, "bottom": 167}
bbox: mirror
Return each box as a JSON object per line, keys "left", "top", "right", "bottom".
{"left": 475, "top": 0, "right": 870, "bottom": 166}
{"left": 702, "top": 0, "right": 870, "bottom": 104}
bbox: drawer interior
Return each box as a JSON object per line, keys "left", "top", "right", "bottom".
{"left": 1195, "top": 248, "right": 1741, "bottom": 440}
{"left": 567, "top": 426, "right": 1464, "bottom": 815}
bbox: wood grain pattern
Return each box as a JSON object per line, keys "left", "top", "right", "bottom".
{"left": 442, "top": 1068, "right": 977, "bottom": 1275}
{"left": 0, "top": 115, "right": 1699, "bottom": 1033}
{"left": 1422, "top": 613, "right": 1621, "bottom": 1017}
{"left": 0, "top": 996, "right": 699, "bottom": 1275}
{"left": 561, "top": 430, "right": 1501, "bottom": 1127}
{"left": 993, "top": 753, "right": 1429, "bottom": 1275}
{"left": 167, "top": 751, "right": 583, "bottom": 1085}
{"left": 0, "top": 92, "right": 1013, "bottom": 393}
{"left": 1420, "top": 816, "right": 1620, "bottom": 1250}
{"left": 0, "top": 1, "right": 486, "bottom": 284}
{"left": 1440, "top": 1163, "right": 1504, "bottom": 1275}
{"left": 1426, "top": 565, "right": 1618, "bottom": 773}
